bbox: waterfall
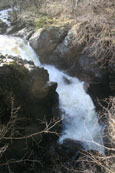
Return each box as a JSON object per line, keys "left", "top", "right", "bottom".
{"left": 44, "top": 65, "right": 104, "bottom": 153}
{"left": 0, "top": 35, "right": 40, "bottom": 66}
{"left": 0, "top": 9, "right": 104, "bottom": 154}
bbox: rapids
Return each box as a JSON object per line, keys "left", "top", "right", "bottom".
{"left": 0, "top": 8, "right": 12, "bottom": 26}
{"left": 0, "top": 9, "right": 104, "bottom": 154}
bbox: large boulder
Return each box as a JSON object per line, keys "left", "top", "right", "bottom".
{"left": 0, "top": 54, "right": 59, "bottom": 122}
{"left": 0, "top": 54, "right": 59, "bottom": 162}
{"left": 29, "top": 23, "right": 79, "bottom": 68}
{"left": 30, "top": 27, "right": 69, "bottom": 57}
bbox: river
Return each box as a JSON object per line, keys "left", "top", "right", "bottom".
{"left": 0, "top": 8, "right": 104, "bottom": 154}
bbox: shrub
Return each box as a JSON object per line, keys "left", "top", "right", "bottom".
{"left": 35, "top": 16, "right": 57, "bottom": 29}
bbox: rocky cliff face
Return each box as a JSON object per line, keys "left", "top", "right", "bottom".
{"left": 29, "top": 23, "right": 105, "bottom": 82}
{"left": 29, "top": 22, "right": 111, "bottom": 99}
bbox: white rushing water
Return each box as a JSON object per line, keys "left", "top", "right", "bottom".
{"left": 44, "top": 65, "right": 104, "bottom": 153}
{"left": 0, "top": 8, "right": 12, "bottom": 26}
{"left": 0, "top": 9, "right": 104, "bottom": 154}
{"left": 0, "top": 35, "right": 40, "bottom": 66}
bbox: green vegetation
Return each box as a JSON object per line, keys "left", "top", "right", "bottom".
{"left": 35, "top": 16, "right": 57, "bottom": 29}
{"left": 36, "top": 16, "right": 47, "bottom": 28}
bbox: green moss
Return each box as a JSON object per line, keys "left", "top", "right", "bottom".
{"left": 36, "top": 16, "right": 47, "bottom": 28}
{"left": 35, "top": 16, "right": 57, "bottom": 29}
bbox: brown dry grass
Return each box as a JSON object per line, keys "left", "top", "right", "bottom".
{"left": 70, "top": 0, "right": 115, "bottom": 68}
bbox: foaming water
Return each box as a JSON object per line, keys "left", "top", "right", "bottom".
{"left": 0, "top": 35, "right": 40, "bottom": 66}
{"left": 44, "top": 65, "right": 104, "bottom": 153}
{"left": 0, "top": 8, "right": 12, "bottom": 26}
{"left": 0, "top": 35, "right": 104, "bottom": 153}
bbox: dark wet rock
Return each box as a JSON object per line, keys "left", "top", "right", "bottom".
{"left": 63, "top": 76, "right": 72, "bottom": 84}
{"left": 68, "top": 50, "right": 108, "bottom": 83}
{"left": 56, "top": 139, "right": 84, "bottom": 160}
{"left": 0, "top": 54, "right": 59, "bottom": 122}
{"left": 6, "top": 19, "right": 26, "bottom": 35}
{"left": 43, "top": 138, "right": 84, "bottom": 168}
{"left": 0, "top": 54, "right": 59, "bottom": 161}
{"left": 0, "top": 19, "right": 7, "bottom": 34}
{"left": 13, "top": 26, "right": 34, "bottom": 40}
{"left": 6, "top": 17, "right": 35, "bottom": 39}
{"left": 108, "top": 58, "right": 115, "bottom": 95}
{"left": 46, "top": 81, "right": 57, "bottom": 93}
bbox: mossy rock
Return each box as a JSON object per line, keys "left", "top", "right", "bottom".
{"left": 0, "top": 58, "right": 59, "bottom": 167}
